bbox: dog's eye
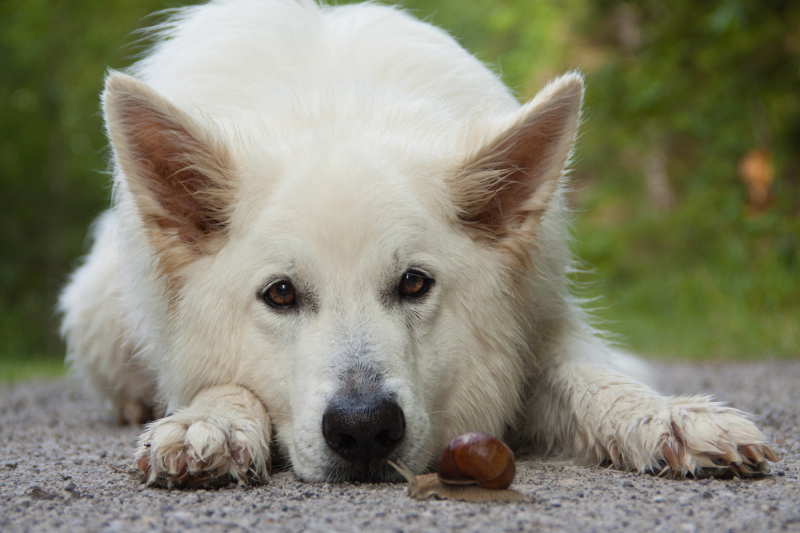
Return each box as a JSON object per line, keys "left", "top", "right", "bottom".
{"left": 399, "top": 271, "right": 432, "bottom": 299}
{"left": 262, "top": 280, "right": 297, "bottom": 309}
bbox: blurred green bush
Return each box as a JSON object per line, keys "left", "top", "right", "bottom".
{"left": 1, "top": 0, "right": 798, "bottom": 368}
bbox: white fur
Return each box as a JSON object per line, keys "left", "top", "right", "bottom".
{"left": 60, "top": 0, "right": 773, "bottom": 486}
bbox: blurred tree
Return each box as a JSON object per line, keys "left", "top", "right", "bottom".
{"left": 0, "top": 0, "right": 797, "bottom": 363}
{"left": 580, "top": 0, "right": 800, "bottom": 201}
{"left": 571, "top": 0, "right": 800, "bottom": 357}
{"left": 0, "top": 0, "right": 202, "bottom": 361}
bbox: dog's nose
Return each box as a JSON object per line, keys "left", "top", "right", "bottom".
{"left": 322, "top": 397, "right": 405, "bottom": 462}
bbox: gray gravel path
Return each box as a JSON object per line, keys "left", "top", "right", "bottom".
{"left": 1, "top": 360, "right": 799, "bottom": 532}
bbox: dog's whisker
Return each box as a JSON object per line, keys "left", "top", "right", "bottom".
{"left": 424, "top": 410, "right": 455, "bottom": 417}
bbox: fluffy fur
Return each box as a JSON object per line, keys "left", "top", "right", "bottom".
{"left": 59, "top": 0, "right": 775, "bottom": 487}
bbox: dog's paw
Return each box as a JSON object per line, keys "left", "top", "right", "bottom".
{"left": 134, "top": 411, "right": 269, "bottom": 488}
{"left": 609, "top": 396, "right": 777, "bottom": 478}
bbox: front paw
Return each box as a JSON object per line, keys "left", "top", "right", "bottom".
{"left": 610, "top": 397, "right": 777, "bottom": 478}
{"left": 134, "top": 411, "right": 269, "bottom": 488}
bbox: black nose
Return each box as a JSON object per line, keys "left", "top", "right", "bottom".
{"left": 322, "top": 396, "right": 406, "bottom": 463}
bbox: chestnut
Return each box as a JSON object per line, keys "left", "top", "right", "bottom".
{"left": 437, "top": 432, "right": 515, "bottom": 489}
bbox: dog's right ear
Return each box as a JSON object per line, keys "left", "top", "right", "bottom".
{"left": 103, "top": 71, "right": 237, "bottom": 285}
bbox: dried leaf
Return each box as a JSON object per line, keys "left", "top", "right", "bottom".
{"left": 739, "top": 148, "right": 774, "bottom": 211}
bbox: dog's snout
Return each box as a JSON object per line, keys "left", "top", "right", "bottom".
{"left": 322, "top": 397, "right": 405, "bottom": 463}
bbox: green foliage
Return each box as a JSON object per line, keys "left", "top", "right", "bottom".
{"left": 0, "top": 0, "right": 202, "bottom": 361}
{"left": 1, "top": 0, "right": 797, "bottom": 370}
{"left": 571, "top": 0, "right": 800, "bottom": 358}
{"left": 397, "top": 0, "right": 583, "bottom": 94}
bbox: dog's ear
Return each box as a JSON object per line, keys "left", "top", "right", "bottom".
{"left": 452, "top": 73, "right": 583, "bottom": 255}
{"left": 103, "top": 71, "right": 237, "bottom": 282}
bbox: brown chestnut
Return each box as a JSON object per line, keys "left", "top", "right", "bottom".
{"left": 437, "top": 432, "right": 515, "bottom": 490}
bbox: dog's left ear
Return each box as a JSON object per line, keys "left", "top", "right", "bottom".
{"left": 452, "top": 73, "right": 583, "bottom": 249}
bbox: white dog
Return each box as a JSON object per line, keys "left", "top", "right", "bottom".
{"left": 59, "top": 0, "right": 775, "bottom": 487}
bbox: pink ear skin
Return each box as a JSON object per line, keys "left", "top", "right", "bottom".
{"left": 452, "top": 74, "right": 584, "bottom": 244}
{"left": 102, "top": 72, "right": 238, "bottom": 292}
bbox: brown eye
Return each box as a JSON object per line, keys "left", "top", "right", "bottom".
{"left": 263, "top": 280, "right": 297, "bottom": 309}
{"left": 399, "top": 271, "right": 432, "bottom": 299}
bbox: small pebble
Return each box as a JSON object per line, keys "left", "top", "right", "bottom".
{"left": 29, "top": 487, "right": 57, "bottom": 500}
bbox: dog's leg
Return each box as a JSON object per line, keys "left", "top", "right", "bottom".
{"left": 527, "top": 338, "right": 776, "bottom": 477}
{"left": 134, "top": 384, "right": 271, "bottom": 488}
{"left": 59, "top": 212, "right": 158, "bottom": 425}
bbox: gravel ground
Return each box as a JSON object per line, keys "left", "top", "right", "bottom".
{"left": 1, "top": 360, "right": 799, "bottom": 532}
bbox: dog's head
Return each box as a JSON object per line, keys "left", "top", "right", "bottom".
{"left": 103, "top": 71, "right": 583, "bottom": 481}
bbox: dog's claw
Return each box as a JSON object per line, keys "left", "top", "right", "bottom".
{"left": 186, "top": 447, "right": 209, "bottom": 476}
{"left": 232, "top": 441, "right": 251, "bottom": 469}
{"left": 738, "top": 443, "right": 778, "bottom": 473}
{"left": 607, "top": 440, "right": 621, "bottom": 468}
{"left": 661, "top": 437, "right": 684, "bottom": 472}
{"left": 134, "top": 449, "right": 152, "bottom": 475}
